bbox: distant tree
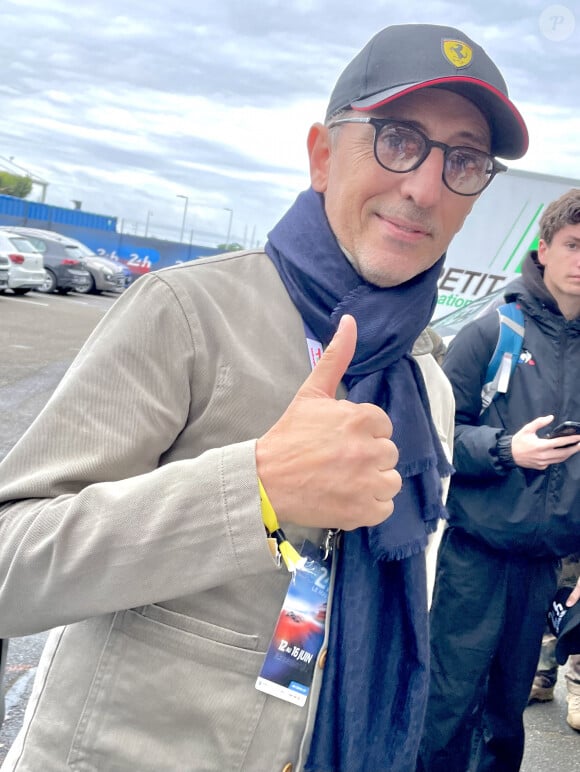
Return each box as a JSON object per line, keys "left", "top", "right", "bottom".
{"left": 216, "top": 242, "right": 244, "bottom": 252}
{"left": 0, "top": 172, "right": 33, "bottom": 198}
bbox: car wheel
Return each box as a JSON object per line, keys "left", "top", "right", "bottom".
{"left": 12, "top": 288, "right": 31, "bottom": 296}
{"left": 37, "top": 269, "right": 57, "bottom": 293}
{"left": 74, "top": 276, "right": 95, "bottom": 294}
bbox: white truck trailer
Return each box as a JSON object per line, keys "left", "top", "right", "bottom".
{"left": 434, "top": 168, "right": 580, "bottom": 320}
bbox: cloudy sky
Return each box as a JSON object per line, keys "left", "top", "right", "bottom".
{"left": 1, "top": 0, "right": 579, "bottom": 247}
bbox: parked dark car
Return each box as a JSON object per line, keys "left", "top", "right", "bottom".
{"left": 51, "top": 235, "right": 128, "bottom": 294}
{"left": 0, "top": 227, "right": 91, "bottom": 294}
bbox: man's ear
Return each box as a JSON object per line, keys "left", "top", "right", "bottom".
{"left": 307, "top": 123, "right": 331, "bottom": 193}
{"left": 537, "top": 238, "right": 548, "bottom": 266}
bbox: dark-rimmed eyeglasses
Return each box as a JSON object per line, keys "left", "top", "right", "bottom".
{"left": 327, "top": 116, "right": 507, "bottom": 196}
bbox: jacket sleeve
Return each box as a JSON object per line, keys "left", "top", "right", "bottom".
{"left": 442, "top": 313, "right": 514, "bottom": 480}
{"left": 0, "top": 274, "right": 275, "bottom": 638}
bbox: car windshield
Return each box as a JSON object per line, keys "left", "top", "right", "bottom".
{"left": 69, "top": 240, "right": 97, "bottom": 257}
{"left": 431, "top": 288, "right": 507, "bottom": 339}
{"left": 8, "top": 236, "right": 41, "bottom": 253}
{"left": 64, "top": 245, "right": 85, "bottom": 260}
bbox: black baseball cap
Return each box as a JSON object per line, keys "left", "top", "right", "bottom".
{"left": 547, "top": 587, "right": 580, "bottom": 665}
{"left": 325, "top": 23, "right": 528, "bottom": 160}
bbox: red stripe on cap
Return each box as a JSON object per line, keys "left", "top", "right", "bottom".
{"left": 353, "top": 76, "right": 529, "bottom": 155}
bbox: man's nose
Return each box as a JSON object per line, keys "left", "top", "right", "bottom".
{"left": 398, "top": 148, "right": 446, "bottom": 208}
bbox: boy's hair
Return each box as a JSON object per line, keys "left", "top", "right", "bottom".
{"left": 539, "top": 188, "right": 580, "bottom": 244}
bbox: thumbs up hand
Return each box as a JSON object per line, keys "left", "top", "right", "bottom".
{"left": 255, "top": 315, "right": 401, "bottom": 531}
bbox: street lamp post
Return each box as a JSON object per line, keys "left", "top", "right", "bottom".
{"left": 224, "top": 207, "right": 233, "bottom": 249}
{"left": 145, "top": 210, "right": 153, "bottom": 238}
{"left": 176, "top": 194, "right": 189, "bottom": 243}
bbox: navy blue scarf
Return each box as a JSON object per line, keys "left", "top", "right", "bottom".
{"left": 264, "top": 188, "right": 452, "bottom": 771}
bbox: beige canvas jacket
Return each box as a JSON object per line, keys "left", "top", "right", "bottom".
{"left": 0, "top": 250, "right": 453, "bottom": 771}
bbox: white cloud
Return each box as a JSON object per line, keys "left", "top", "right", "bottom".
{"left": 1, "top": 0, "right": 579, "bottom": 248}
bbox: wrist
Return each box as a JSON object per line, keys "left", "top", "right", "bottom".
{"left": 495, "top": 434, "right": 516, "bottom": 469}
{"left": 258, "top": 478, "right": 304, "bottom": 573}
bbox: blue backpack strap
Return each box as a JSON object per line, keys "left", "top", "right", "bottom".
{"left": 481, "top": 302, "right": 525, "bottom": 412}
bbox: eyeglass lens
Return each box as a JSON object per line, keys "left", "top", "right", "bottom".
{"left": 375, "top": 123, "right": 494, "bottom": 195}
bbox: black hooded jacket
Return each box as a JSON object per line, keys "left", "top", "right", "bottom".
{"left": 442, "top": 251, "right": 580, "bottom": 558}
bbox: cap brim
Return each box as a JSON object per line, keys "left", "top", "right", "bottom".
{"left": 350, "top": 76, "right": 528, "bottom": 161}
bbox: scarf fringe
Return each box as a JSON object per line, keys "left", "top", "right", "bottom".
{"left": 423, "top": 504, "right": 449, "bottom": 527}
{"left": 376, "top": 534, "right": 429, "bottom": 562}
{"left": 399, "top": 454, "right": 454, "bottom": 480}
{"left": 373, "top": 506, "right": 447, "bottom": 562}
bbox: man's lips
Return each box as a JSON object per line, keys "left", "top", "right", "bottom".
{"left": 376, "top": 213, "right": 432, "bottom": 240}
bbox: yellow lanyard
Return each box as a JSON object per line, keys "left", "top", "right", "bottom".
{"left": 258, "top": 478, "right": 305, "bottom": 573}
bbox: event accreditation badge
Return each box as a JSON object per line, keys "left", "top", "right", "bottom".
{"left": 255, "top": 540, "right": 330, "bottom": 707}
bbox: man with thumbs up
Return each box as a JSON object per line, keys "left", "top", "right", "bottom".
{"left": 0, "top": 23, "right": 527, "bottom": 772}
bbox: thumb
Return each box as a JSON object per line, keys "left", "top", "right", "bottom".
{"left": 300, "top": 314, "right": 357, "bottom": 398}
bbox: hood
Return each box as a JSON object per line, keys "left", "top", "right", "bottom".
{"left": 506, "top": 250, "right": 561, "bottom": 316}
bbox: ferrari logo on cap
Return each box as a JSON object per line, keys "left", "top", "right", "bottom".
{"left": 442, "top": 39, "right": 473, "bottom": 68}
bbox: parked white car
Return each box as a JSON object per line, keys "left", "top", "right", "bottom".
{"left": 0, "top": 230, "right": 45, "bottom": 295}
{"left": 0, "top": 254, "right": 9, "bottom": 292}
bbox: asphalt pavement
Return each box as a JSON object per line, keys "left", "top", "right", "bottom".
{"left": 0, "top": 288, "right": 116, "bottom": 764}
{"left": 0, "top": 287, "right": 579, "bottom": 769}
{"left": 522, "top": 675, "right": 579, "bottom": 770}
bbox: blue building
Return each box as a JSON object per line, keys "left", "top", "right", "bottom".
{"left": 0, "top": 195, "right": 222, "bottom": 279}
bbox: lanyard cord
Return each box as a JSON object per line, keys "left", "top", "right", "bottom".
{"left": 258, "top": 478, "right": 306, "bottom": 573}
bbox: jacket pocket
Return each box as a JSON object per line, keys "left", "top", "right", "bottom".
{"left": 67, "top": 606, "right": 270, "bottom": 771}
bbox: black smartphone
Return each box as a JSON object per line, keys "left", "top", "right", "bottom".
{"left": 547, "top": 421, "right": 580, "bottom": 444}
